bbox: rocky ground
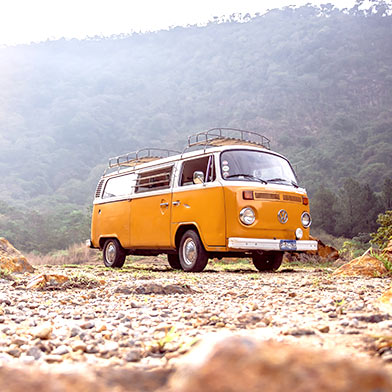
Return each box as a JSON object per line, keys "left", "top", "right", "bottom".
{"left": 1, "top": 257, "right": 392, "bottom": 390}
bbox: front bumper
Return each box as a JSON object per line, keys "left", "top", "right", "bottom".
{"left": 228, "top": 237, "right": 318, "bottom": 252}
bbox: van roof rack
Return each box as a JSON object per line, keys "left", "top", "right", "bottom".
{"left": 185, "top": 128, "right": 270, "bottom": 152}
{"left": 104, "top": 148, "right": 181, "bottom": 175}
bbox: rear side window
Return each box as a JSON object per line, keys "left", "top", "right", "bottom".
{"left": 135, "top": 166, "right": 173, "bottom": 193}
{"left": 180, "top": 155, "right": 215, "bottom": 186}
{"left": 102, "top": 173, "right": 136, "bottom": 199}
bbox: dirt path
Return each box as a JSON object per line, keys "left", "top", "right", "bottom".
{"left": 1, "top": 258, "right": 391, "bottom": 372}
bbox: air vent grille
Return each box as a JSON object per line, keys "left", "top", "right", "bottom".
{"left": 283, "top": 195, "right": 302, "bottom": 203}
{"left": 254, "top": 192, "right": 280, "bottom": 200}
{"left": 95, "top": 179, "right": 105, "bottom": 198}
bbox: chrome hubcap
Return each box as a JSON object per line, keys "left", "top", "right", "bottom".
{"left": 183, "top": 238, "right": 197, "bottom": 266}
{"left": 105, "top": 243, "right": 116, "bottom": 265}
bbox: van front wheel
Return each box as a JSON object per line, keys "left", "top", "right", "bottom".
{"left": 252, "top": 251, "right": 283, "bottom": 271}
{"left": 167, "top": 254, "right": 182, "bottom": 270}
{"left": 103, "top": 239, "right": 126, "bottom": 268}
{"left": 179, "top": 230, "right": 208, "bottom": 272}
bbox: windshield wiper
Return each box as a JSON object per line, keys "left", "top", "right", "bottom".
{"left": 267, "top": 178, "right": 299, "bottom": 188}
{"left": 225, "top": 173, "right": 267, "bottom": 184}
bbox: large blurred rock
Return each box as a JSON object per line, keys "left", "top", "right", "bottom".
{"left": 376, "top": 287, "right": 392, "bottom": 314}
{"left": 26, "top": 273, "right": 69, "bottom": 289}
{"left": 0, "top": 237, "right": 34, "bottom": 273}
{"left": 169, "top": 334, "right": 392, "bottom": 392}
{"left": 0, "top": 364, "right": 171, "bottom": 392}
{"left": 308, "top": 236, "right": 339, "bottom": 260}
{"left": 332, "top": 253, "right": 388, "bottom": 277}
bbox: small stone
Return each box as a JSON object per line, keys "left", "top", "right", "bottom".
{"left": 382, "top": 353, "right": 392, "bottom": 363}
{"left": 51, "top": 345, "right": 69, "bottom": 355}
{"left": 125, "top": 349, "right": 142, "bottom": 362}
{"left": 80, "top": 321, "right": 95, "bottom": 329}
{"left": 70, "top": 326, "right": 82, "bottom": 337}
{"left": 12, "top": 337, "right": 28, "bottom": 346}
{"left": 237, "top": 313, "right": 262, "bottom": 324}
{"left": 26, "top": 346, "right": 42, "bottom": 360}
{"left": 45, "top": 354, "right": 63, "bottom": 363}
{"left": 86, "top": 345, "right": 99, "bottom": 354}
{"left": 7, "top": 348, "right": 21, "bottom": 357}
{"left": 70, "top": 341, "right": 87, "bottom": 352}
{"left": 100, "top": 342, "right": 119, "bottom": 355}
{"left": 114, "top": 286, "right": 132, "bottom": 294}
{"left": 284, "top": 328, "right": 315, "bottom": 336}
{"left": 31, "top": 323, "right": 52, "bottom": 339}
{"left": 154, "top": 323, "right": 173, "bottom": 332}
{"left": 340, "top": 319, "right": 349, "bottom": 327}
{"left": 355, "top": 314, "right": 390, "bottom": 323}
{"left": 318, "top": 325, "right": 330, "bottom": 333}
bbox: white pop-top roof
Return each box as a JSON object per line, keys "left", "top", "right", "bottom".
{"left": 102, "top": 144, "right": 288, "bottom": 179}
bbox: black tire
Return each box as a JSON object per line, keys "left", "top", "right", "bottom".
{"left": 103, "top": 238, "right": 126, "bottom": 268}
{"left": 252, "top": 251, "right": 283, "bottom": 271}
{"left": 167, "top": 254, "right": 182, "bottom": 270}
{"left": 179, "top": 230, "right": 208, "bottom": 272}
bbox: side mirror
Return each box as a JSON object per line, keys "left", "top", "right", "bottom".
{"left": 193, "top": 171, "right": 204, "bottom": 184}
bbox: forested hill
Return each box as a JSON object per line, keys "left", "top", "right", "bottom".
{"left": 0, "top": 2, "right": 392, "bottom": 252}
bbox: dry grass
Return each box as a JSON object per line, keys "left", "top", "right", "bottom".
{"left": 25, "top": 243, "right": 100, "bottom": 266}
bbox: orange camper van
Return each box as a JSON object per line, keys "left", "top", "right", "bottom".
{"left": 88, "top": 128, "right": 317, "bottom": 272}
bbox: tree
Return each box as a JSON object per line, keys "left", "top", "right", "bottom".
{"left": 336, "top": 178, "right": 382, "bottom": 238}
{"left": 311, "top": 186, "right": 339, "bottom": 234}
{"left": 382, "top": 178, "right": 392, "bottom": 210}
{"left": 371, "top": 210, "right": 392, "bottom": 249}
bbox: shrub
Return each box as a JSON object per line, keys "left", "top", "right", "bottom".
{"left": 371, "top": 210, "right": 392, "bottom": 249}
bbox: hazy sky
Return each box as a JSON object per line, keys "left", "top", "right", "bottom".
{"left": 0, "top": 0, "right": 358, "bottom": 46}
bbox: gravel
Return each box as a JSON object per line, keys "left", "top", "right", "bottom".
{"left": 0, "top": 259, "right": 391, "bottom": 370}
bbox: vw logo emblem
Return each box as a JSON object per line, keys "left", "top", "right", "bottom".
{"left": 278, "top": 209, "right": 288, "bottom": 224}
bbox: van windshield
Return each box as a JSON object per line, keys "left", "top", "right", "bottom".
{"left": 220, "top": 150, "right": 298, "bottom": 187}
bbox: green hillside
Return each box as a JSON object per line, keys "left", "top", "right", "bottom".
{"left": 0, "top": 2, "right": 391, "bottom": 252}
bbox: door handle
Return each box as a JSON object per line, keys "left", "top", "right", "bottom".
{"left": 172, "top": 201, "right": 181, "bottom": 206}
{"left": 160, "top": 202, "right": 169, "bottom": 207}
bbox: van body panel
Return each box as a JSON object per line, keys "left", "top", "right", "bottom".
{"left": 91, "top": 199, "right": 131, "bottom": 248}
{"left": 130, "top": 192, "right": 172, "bottom": 248}
{"left": 171, "top": 182, "right": 226, "bottom": 247}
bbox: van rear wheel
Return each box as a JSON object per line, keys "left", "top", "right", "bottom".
{"left": 103, "top": 239, "right": 126, "bottom": 268}
{"left": 179, "top": 230, "right": 208, "bottom": 272}
{"left": 252, "top": 251, "right": 283, "bottom": 271}
{"left": 167, "top": 254, "right": 182, "bottom": 270}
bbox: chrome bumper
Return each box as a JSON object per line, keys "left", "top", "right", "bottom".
{"left": 228, "top": 237, "right": 318, "bottom": 251}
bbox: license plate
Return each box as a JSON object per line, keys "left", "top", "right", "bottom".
{"left": 280, "top": 240, "right": 297, "bottom": 251}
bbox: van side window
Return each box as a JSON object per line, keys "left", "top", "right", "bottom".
{"left": 102, "top": 173, "right": 136, "bottom": 199}
{"left": 135, "top": 166, "right": 173, "bottom": 193}
{"left": 180, "top": 156, "right": 215, "bottom": 186}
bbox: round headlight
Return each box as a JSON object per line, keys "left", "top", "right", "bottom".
{"left": 240, "top": 207, "right": 256, "bottom": 225}
{"left": 301, "top": 212, "right": 312, "bottom": 228}
{"left": 296, "top": 228, "right": 303, "bottom": 239}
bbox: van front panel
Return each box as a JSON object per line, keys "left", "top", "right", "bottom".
{"left": 224, "top": 185, "right": 311, "bottom": 242}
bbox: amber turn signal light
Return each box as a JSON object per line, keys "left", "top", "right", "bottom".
{"left": 302, "top": 196, "right": 309, "bottom": 205}
{"left": 243, "top": 190, "right": 254, "bottom": 200}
